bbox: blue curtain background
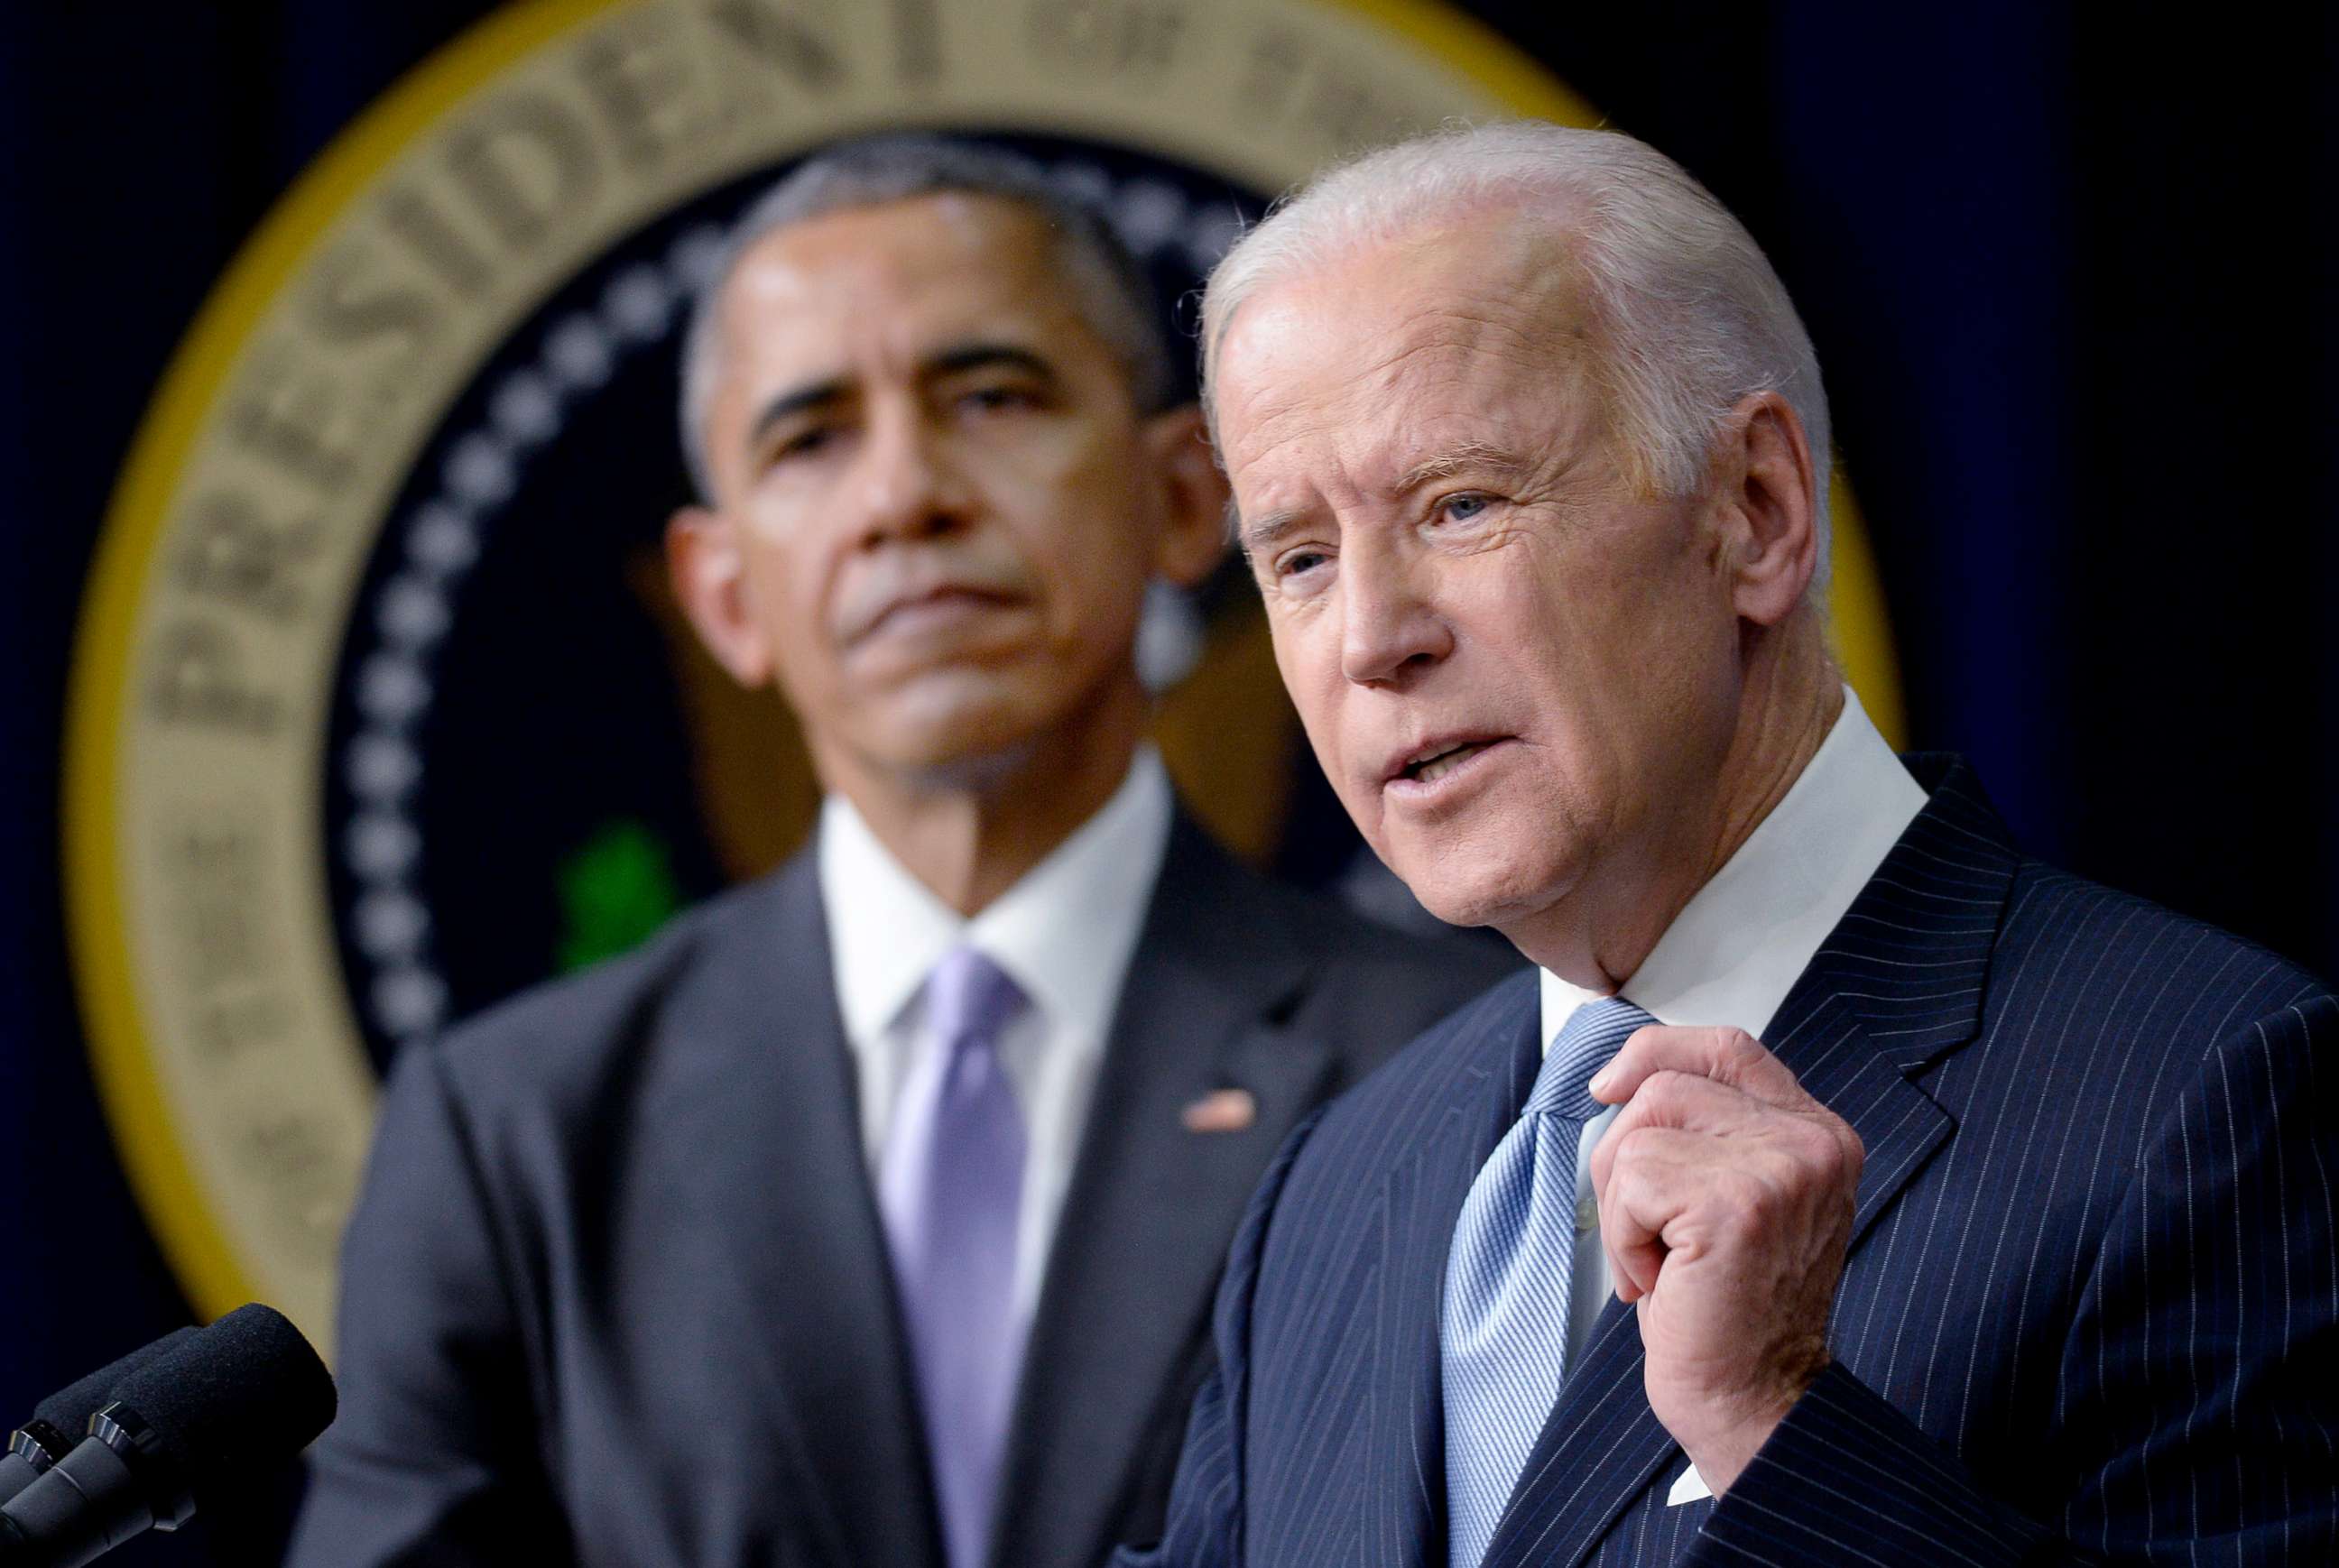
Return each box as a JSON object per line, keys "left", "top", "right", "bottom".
{"left": 3, "top": 4, "right": 2333, "bottom": 1562}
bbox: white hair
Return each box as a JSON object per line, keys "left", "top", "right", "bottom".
{"left": 1200, "top": 122, "right": 1834, "bottom": 595}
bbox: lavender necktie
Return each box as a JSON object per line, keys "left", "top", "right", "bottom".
{"left": 878, "top": 946, "right": 1030, "bottom": 1568}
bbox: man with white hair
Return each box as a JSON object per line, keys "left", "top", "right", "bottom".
{"left": 1120, "top": 123, "right": 2338, "bottom": 1566}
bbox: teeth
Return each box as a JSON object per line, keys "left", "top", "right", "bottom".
{"left": 1412, "top": 742, "right": 1484, "bottom": 784}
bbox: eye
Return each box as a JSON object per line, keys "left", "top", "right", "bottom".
{"left": 1275, "top": 549, "right": 1330, "bottom": 579}
{"left": 1437, "top": 491, "right": 1494, "bottom": 523}
{"left": 767, "top": 425, "right": 837, "bottom": 466}
{"left": 957, "top": 383, "right": 1042, "bottom": 415}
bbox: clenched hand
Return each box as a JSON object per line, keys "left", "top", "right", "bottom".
{"left": 1586, "top": 1025, "right": 1863, "bottom": 1495}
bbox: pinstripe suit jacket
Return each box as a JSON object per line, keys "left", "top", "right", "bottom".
{"left": 1120, "top": 755, "right": 2339, "bottom": 1566}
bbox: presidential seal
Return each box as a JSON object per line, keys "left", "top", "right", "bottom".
{"left": 66, "top": 0, "right": 1905, "bottom": 1352}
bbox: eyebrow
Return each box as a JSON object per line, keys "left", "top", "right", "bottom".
{"left": 1394, "top": 442, "right": 1530, "bottom": 491}
{"left": 926, "top": 340, "right": 1059, "bottom": 385}
{"left": 1235, "top": 442, "right": 1532, "bottom": 555}
{"left": 746, "top": 377, "right": 850, "bottom": 450}
{"left": 1237, "top": 507, "right": 1309, "bottom": 555}
{"left": 743, "top": 341, "right": 1063, "bottom": 453}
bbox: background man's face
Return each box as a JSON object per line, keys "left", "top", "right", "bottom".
{"left": 689, "top": 193, "right": 1181, "bottom": 784}
{"left": 1214, "top": 226, "right": 1746, "bottom": 936}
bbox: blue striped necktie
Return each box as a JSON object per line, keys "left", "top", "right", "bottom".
{"left": 1440, "top": 995, "right": 1656, "bottom": 1568}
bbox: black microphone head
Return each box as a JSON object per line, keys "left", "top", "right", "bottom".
{"left": 103, "top": 1304, "right": 336, "bottom": 1501}
{"left": 26, "top": 1326, "right": 199, "bottom": 1437}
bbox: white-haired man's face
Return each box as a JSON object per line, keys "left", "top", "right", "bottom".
{"left": 1215, "top": 227, "right": 1771, "bottom": 952}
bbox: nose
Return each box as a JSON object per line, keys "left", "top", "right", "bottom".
{"left": 851, "top": 406, "right": 966, "bottom": 548}
{"left": 1338, "top": 539, "right": 1452, "bottom": 686}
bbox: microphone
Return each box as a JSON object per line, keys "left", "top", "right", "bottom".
{"left": 0, "top": 1330, "right": 198, "bottom": 1507}
{"left": 0, "top": 1305, "right": 335, "bottom": 1566}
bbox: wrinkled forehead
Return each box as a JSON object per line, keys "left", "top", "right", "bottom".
{"left": 1213, "top": 226, "right": 1611, "bottom": 496}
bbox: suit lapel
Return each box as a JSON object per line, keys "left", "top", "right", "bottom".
{"left": 991, "top": 818, "right": 1332, "bottom": 1568}
{"left": 656, "top": 857, "right": 945, "bottom": 1568}
{"left": 1476, "top": 757, "right": 2015, "bottom": 1568}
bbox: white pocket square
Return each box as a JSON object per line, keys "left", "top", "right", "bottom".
{"left": 1667, "top": 1463, "right": 1713, "bottom": 1506}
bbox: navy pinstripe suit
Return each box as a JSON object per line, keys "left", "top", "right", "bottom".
{"left": 1121, "top": 756, "right": 2338, "bottom": 1565}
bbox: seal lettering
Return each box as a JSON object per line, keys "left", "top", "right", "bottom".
{"left": 702, "top": 0, "right": 850, "bottom": 92}
{"left": 144, "top": 620, "right": 282, "bottom": 735}
{"left": 444, "top": 91, "right": 606, "bottom": 255}
{"left": 1026, "top": 0, "right": 1187, "bottom": 78}
{"left": 171, "top": 491, "right": 319, "bottom": 624}
{"left": 576, "top": 10, "right": 730, "bottom": 174}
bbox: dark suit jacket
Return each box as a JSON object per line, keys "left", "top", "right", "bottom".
{"left": 1123, "top": 757, "right": 2339, "bottom": 1566}
{"left": 287, "top": 815, "right": 1519, "bottom": 1568}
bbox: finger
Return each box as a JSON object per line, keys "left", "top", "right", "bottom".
{"left": 1597, "top": 1127, "right": 1709, "bottom": 1301}
{"left": 1598, "top": 1117, "right": 1866, "bottom": 1296}
{"left": 1586, "top": 1068, "right": 1766, "bottom": 1194}
{"left": 1600, "top": 1125, "right": 1786, "bottom": 1300}
{"left": 1602, "top": 1167, "right": 1663, "bottom": 1304}
{"left": 1593, "top": 1076, "right": 1864, "bottom": 1211}
{"left": 1590, "top": 1024, "right": 1808, "bottom": 1110}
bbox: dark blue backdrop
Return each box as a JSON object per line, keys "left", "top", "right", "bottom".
{"left": 4, "top": 4, "right": 2334, "bottom": 1563}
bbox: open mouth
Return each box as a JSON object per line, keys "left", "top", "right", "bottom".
{"left": 1397, "top": 738, "right": 1500, "bottom": 786}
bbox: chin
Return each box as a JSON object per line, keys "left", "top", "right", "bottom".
{"left": 1382, "top": 832, "right": 1572, "bottom": 933}
{"left": 1400, "top": 878, "right": 1511, "bottom": 931}
{"left": 879, "top": 671, "right": 1029, "bottom": 741}
{"left": 894, "top": 738, "right": 1043, "bottom": 793}
{"left": 864, "top": 687, "right": 1056, "bottom": 789}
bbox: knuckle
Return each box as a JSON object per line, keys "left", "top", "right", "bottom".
{"left": 1810, "top": 1118, "right": 1863, "bottom": 1184}
{"left": 1609, "top": 1124, "right": 1659, "bottom": 1170}
{"left": 1707, "top": 1028, "right": 1768, "bottom": 1080}
{"left": 1779, "top": 1110, "right": 1852, "bottom": 1176}
{"left": 1631, "top": 1069, "right": 1687, "bottom": 1116}
{"left": 1715, "top": 1166, "right": 1774, "bottom": 1222}
{"left": 1792, "top": 1119, "right": 1837, "bottom": 1164}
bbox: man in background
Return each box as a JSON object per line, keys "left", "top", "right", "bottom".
{"left": 1127, "top": 122, "right": 2337, "bottom": 1565}
{"left": 288, "top": 138, "right": 1515, "bottom": 1568}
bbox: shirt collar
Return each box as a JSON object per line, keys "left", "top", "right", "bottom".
{"left": 819, "top": 746, "right": 1175, "bottom": 1051}
{"left": 1540, "top": 687, "right": 1927, "bottom": 1049}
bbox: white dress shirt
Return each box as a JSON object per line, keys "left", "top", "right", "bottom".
{"left": 1539, "top": 688, "right": 1927, "bottom": 1379}
{"left": 818, "top": 747, "right": 1175, "bottom": 1335}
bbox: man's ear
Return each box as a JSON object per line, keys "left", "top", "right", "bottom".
{"left": 1141, "top": 404, "right": 1234, "bottom": 589}
{"left": 665, "top": 505, "right": 773, "bottom": 687}
{"left": 1715, "top": 391, "right": 1822, "bottom": 628}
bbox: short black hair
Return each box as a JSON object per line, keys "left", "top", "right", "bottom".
{"left": 678, "top": 134, "right": 1178, "bottom": 502}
